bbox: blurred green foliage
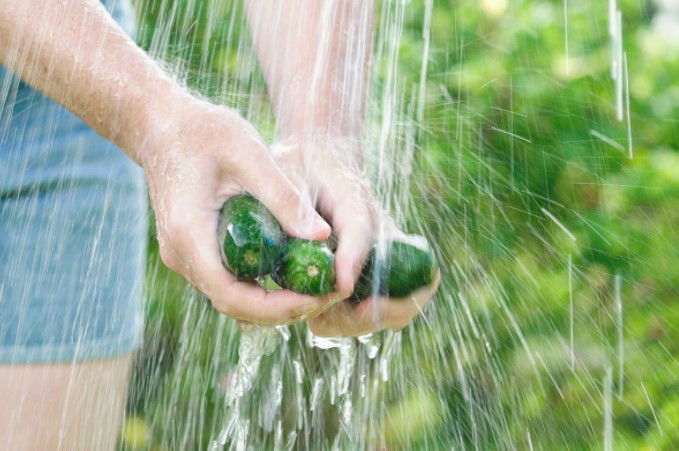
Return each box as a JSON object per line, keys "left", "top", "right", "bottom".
{"left": 124, "top": 0, "right": 679, "bottom": 449}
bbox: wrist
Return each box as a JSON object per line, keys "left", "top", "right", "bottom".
{"left": 124, "top": 79, "right": 191, "bottom": 169}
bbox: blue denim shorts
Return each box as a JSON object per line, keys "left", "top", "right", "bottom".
{"left": 0, "top": 0, "right": 146, "bottom": 364}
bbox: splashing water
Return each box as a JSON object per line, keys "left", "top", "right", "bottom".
{"left": 209, "top": 326, "right": 280, "bottom": 450}
{"left": 2, "top": 0, "right": 679, "bottom": 449}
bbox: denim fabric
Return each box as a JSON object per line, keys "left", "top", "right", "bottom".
{"left": 0, "top": 0, "right": 147, "bottom": 363}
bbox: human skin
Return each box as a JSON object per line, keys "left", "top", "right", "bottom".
{"left": 0, "top": 356, "right": 132, "bottom": 450}
{"left": 0, "top": 0, "right": 333, "bottom": 324}
{"left": 245, "top": 0, "right": 441, "bottom": 336}
{"left": 0, "top": 0, "right": 440, "bottom": 336}
{"left": 0, "top": 0, "right": 439, "bottom": 447}
{"left": 0, "top": 0, "right": 327, "bottom": 448}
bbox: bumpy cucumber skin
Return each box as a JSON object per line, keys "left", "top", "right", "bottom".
{"left": 350, "top": 238, "right": 437, "bottom": 302}
{"left": 385, "top": 241, "right": 437, "bottom": 297}
{"left": 277, "top": 239, "right": 335, "bottom": 296}
{"left": 220, "top": 194, "right": 285, "bottom": 280}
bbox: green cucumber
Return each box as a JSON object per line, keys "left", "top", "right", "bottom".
{"left": 276, "top": 239, "right": 335, "bottom": 296}
{"left": 351, "top": 248, "right": 377, "bottom": 301}
{"left": 351, "top": 236, "right": 438, "bottom": 302}
{"left": 219, "top": 194, "right": 285, "bottom": 280}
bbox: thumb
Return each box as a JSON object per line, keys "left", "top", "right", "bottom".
{"left": 238, "top": 153, "right": 330, "bottom": 241}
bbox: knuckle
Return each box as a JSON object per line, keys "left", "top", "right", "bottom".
{"left": 221, "top": 145, "right": 245, "bottom": 170}
{"left": 228, "top": 138, "right": 265, "bottom": 169}
{"left": 354, "top": 212, "right": 376, "bottom": 236}
{"left": 158, "top": 237, "right": 192, "bottom": 273}
{"left": 157, "top": 203, "right": 191, "bottom": 241}
{"left": 158, "top": 243, "right": 180, "bottom": 271}
{"left": 247, "top": 144, "right": 268, "bottom": 161}
{"left": 166, "top": 215, "right": 191, "bottom": 239}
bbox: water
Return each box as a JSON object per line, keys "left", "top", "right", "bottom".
{"left": 210, "top": 326, "right": 280, "bottom": 450}
{"left": 2, "top": 0, "right": 679, "bottom": 449}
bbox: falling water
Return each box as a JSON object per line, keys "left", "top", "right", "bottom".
{"left": 209, "top": 326, "right": 281, "bottom": 450}
{"left": 2, "top": 0, "right": 679, "bottom": 449}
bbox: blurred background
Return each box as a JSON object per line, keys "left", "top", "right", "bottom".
{"left": 122, "top": 0, "right": 679, "bottom": 449}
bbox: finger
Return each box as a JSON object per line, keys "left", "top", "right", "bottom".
{"left": 309, "top": 271, "right": 441, "bottom": 337}
{"left": 359, "top": 270, "right": 441, "bottom": 331}
{"left": 235, "top": 148, "right": 330, "bottom": 241}
{"left": 330, "top": 199, "right": 375, "bottom": 298}
{"left": 173, "top": 208, "right": 331, "bottom": 325}
{"left": 221, "top": 281, "right": 331, "bottom": 325}
{"left": 309, "top": 298, "right": 409, "bottom": 337}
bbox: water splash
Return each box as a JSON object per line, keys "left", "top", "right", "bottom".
{"left": 2, "top": 0, "right": 677, "bottom": 449}
{"left": 209, "top": 326, "right": 280, "bottom": 450}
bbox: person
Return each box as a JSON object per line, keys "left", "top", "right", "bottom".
{"left": 0, "top": 0, "right": 440, "bottom": 448}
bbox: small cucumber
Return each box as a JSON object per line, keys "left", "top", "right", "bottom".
{"left": 351, "top": 248, "right": 377, "bottom": 301}
{"left": 276, "top": 239, "right": 335, "bottom": 296}
{"left": 219, "top": 194, "right": 285, "bottom": 280}
{"left": 351, "top": 236, "right": 437, "bottom": 302}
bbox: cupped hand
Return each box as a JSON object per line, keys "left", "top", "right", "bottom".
{"left": 141, "top": 92, "right": 333, "bottom": 325}
{"left": 271, "top": 137, "right": 441, "bottom": 336}
{"left": 308, "top": 273, "right": 441, "bottom": 337}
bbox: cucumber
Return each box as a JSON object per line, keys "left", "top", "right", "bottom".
{"left": 351, "top": 248, "right": 377, "bottom": 301}
{"left": 351, "top": 236, "right": 438, "bottom": 302}
{"left": 219, "top": 194, "right": 285, "bottom": 280}
{"left": 276, "top": 239, "right": 335, "bottom": 296}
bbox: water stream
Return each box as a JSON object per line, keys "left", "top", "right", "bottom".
{"left": 2, "top": 0, "right": 679, "bottom": 449}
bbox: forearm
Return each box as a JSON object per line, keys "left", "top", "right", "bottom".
{"left": 0, "top": 0, "right": 179, "bottom": 163}
{"left": 245, "top": 0, "right": 374, "bottom": 145}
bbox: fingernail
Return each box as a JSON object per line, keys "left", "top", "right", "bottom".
{"left": 304, "top": 214, "right": 330, "bottom": 238}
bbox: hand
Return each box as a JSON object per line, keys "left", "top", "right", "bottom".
{"left": 271, "top": 137, "right": 441, "bottom": 336}
{"left": 307, "top": 274, "right": 441, "bottom": 337}
{"left": 141, "top": 91, "right": 333, "bottom": 325}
